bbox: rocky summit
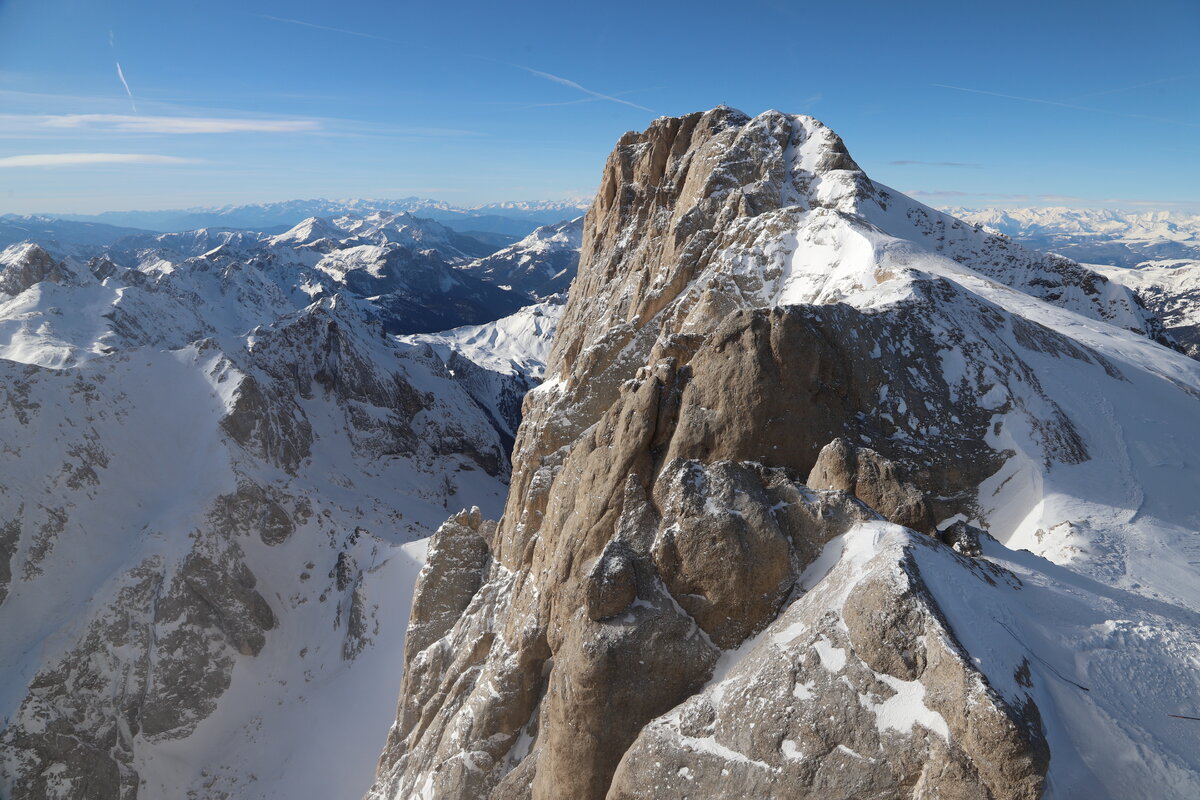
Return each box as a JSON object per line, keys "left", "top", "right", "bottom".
{"left": 366, "top": 108, "right": 1200, "bottom": 800}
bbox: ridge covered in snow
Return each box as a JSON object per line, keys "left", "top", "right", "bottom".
{"left": 367, "top": 107, "right": 1200, "bottom": 800}
{"left": 457, "top": 217, "right": 583, "bottom": 299}
{"left": 400, "top": 296, "right": 566, "bottom": 443}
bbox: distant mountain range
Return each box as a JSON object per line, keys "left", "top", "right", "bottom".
{"left": 3, "top": 197, "right": 591, "bottom": 238}
{"left": 946, "top": 206, "right": 1200, "bottom": 267}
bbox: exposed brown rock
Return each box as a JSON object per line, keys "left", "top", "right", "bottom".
{"left": 808, "top": 437, "right": 937, "bottom": 533}
{"left": 584, "top": 539, "right": 638, "bottom": 621}
{"left": 366, "top": 109, "right": 1069, "bottom": 800}
{"left": 404, "top": 507, "right": 492, "bottom": 659}
{"left": 607, "top": 535, "right": 1048, "bottom": 800}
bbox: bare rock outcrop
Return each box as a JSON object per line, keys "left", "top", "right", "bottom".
{"left": 362, "top": 108, "right": 1114, "bottom": 800}
{"left": 808, "top": 437, "right": 936, "bottom": 533}
{"left": 0, "top": 244, "right": 82, "bottom": 296}
{"left": 608, "top": 529, "right": 1048, "bottom": 800}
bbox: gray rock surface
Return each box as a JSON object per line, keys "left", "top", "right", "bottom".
{"left": 363, "top": 108, "right": 1124, "bottom": 799}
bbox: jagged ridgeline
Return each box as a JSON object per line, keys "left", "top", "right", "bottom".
{"left": 368, "top": 109, "right": 1200, "bottom": 799}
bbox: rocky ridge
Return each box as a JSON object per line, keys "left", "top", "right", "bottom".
{"left": 367, "top": 108, "right": 1200, "bottom": 800}
{"left": 0, "top": 238, "right": 516, "bottom": 799}
{"left": 1090, "top": 258, "right": 1200, "bottom": 358}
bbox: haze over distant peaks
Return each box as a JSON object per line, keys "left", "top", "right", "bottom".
{"left": 13, "top": 197, "right": 591, "bottom": 238}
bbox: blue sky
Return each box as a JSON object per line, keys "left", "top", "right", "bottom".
{"left": 0, "top": 0, "right": 1197, "bottom": 214}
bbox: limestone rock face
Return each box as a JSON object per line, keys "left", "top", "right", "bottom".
{"left": 607, "top": 528, "right": 1048, "bottom": 800}
{"left": 404, "top": 507, "right": 494, "bottom": 658}
{"left": 808, "top": 437, "right": 936, "bottom": 533}
{"left": 362, "top": 107, "right": 1156, "bottom": 799}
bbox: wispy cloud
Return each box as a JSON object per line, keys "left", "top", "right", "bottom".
{"left": 890, "top": 160, "right": 980, "bottom": 168}
{"left": 907, "top": 190, "right": 975, "bottom": 198}
{"left": 0, "top": 153, "right": 197, "bottom": 168}
{"left": 38, "top": 113, "right": 319, "bottom": 134}
{"left": 933, "top": 83, "right": 1200, "bottom": 129}
{"left": 256, "top": 14, "right": 399, "bottom": 44}
{"left": 518, "top": 88, "right": 659, "bottom": 110}
{"left": 517, "top": 68, "right": 654, "bottom": 113}
{"left": 115, "top": 62, "right": 137, "bottom": 113}
{"left": 907, "top": 189, "right": 1088, "bottom": 203}
{"left": 0, "top": 111, "right": 484, "bottom": 141}
{"left": 1068, "top": 76, "right": 1184, "bottom": 103}
{"left": 256, "top": 14, "right": 654, "bottom": 113}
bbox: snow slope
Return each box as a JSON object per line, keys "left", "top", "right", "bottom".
{"left": 0, "top": 240, "right": 515, "bottom": 799}
{"left": 400, "top": 296, "right": 565, "bottom": 444}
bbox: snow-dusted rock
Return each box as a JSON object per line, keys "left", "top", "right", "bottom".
{"left": 0, "top": 235, "right": 514, "bottom": 798}
{"left": 367, "top": 108, "right": 1200, "bottom": 800}
{"left": 0, "top": 244, "right": 88, "bottom": 296}
{"left": 1091, "top": 258, "right": 1200, "bottom": 357}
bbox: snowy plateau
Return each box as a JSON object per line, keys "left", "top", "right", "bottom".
{"left": 1, "top": 107, "right": 1199, "bottom": 800}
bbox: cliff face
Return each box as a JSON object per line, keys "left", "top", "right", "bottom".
{"left": 368, "top": 109, "right": 1200, "bottom": 800}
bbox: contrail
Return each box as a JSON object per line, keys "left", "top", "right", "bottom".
{"left": 257, "top": 13, "right": 654, "bottom": 113}
{"left": 933, "top": 83, "right": 1199, "bottom": 129}
{"left": 519, "top": 68, "right": 654, "bottom": 113}
{"left": 115, "top": 61, "right": 137, "bottom": 113}
{"left": 257, "top": 14, "right": 400, "bottom": 44}
{"left": 1069, "top": 76, "right": 1183, "bottom": 102}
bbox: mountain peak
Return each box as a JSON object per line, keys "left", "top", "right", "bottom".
{"left": 0, "top": 242, "right": 85, "bottom": 295}
{"left": 269, "top": 216, "right": 345, "bottom": 246}
{"left": 368, "top": 108, "right": 1200, "bottom": 800}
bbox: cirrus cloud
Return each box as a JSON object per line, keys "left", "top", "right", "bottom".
{"left": 38, "top": 114, "right": 320, "bottom": 134}
{"left": 889, "top": 160, "right": 981, "bottom": 168}
{"left": 0, "top": 153, "right": 197, "bottom": 168}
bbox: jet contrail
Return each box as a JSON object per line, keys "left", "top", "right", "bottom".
{"left": 257, "top": 14, "right": 400, "bottom": 44}
{"left": 256, "top": 14, "right": 655, "bottom": 113}
{"left": 115, "top": 61, "right": 137, "bottom": 113}
{"left": 933, "top": 83, "right": 1199, "bottom": 129}
{"left": 520, "top": 68, "right": 654, "bottom": 113}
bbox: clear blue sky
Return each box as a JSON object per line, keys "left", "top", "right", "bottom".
{"left": 0, "top": 0, "right": 1197, "bottom": 214}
